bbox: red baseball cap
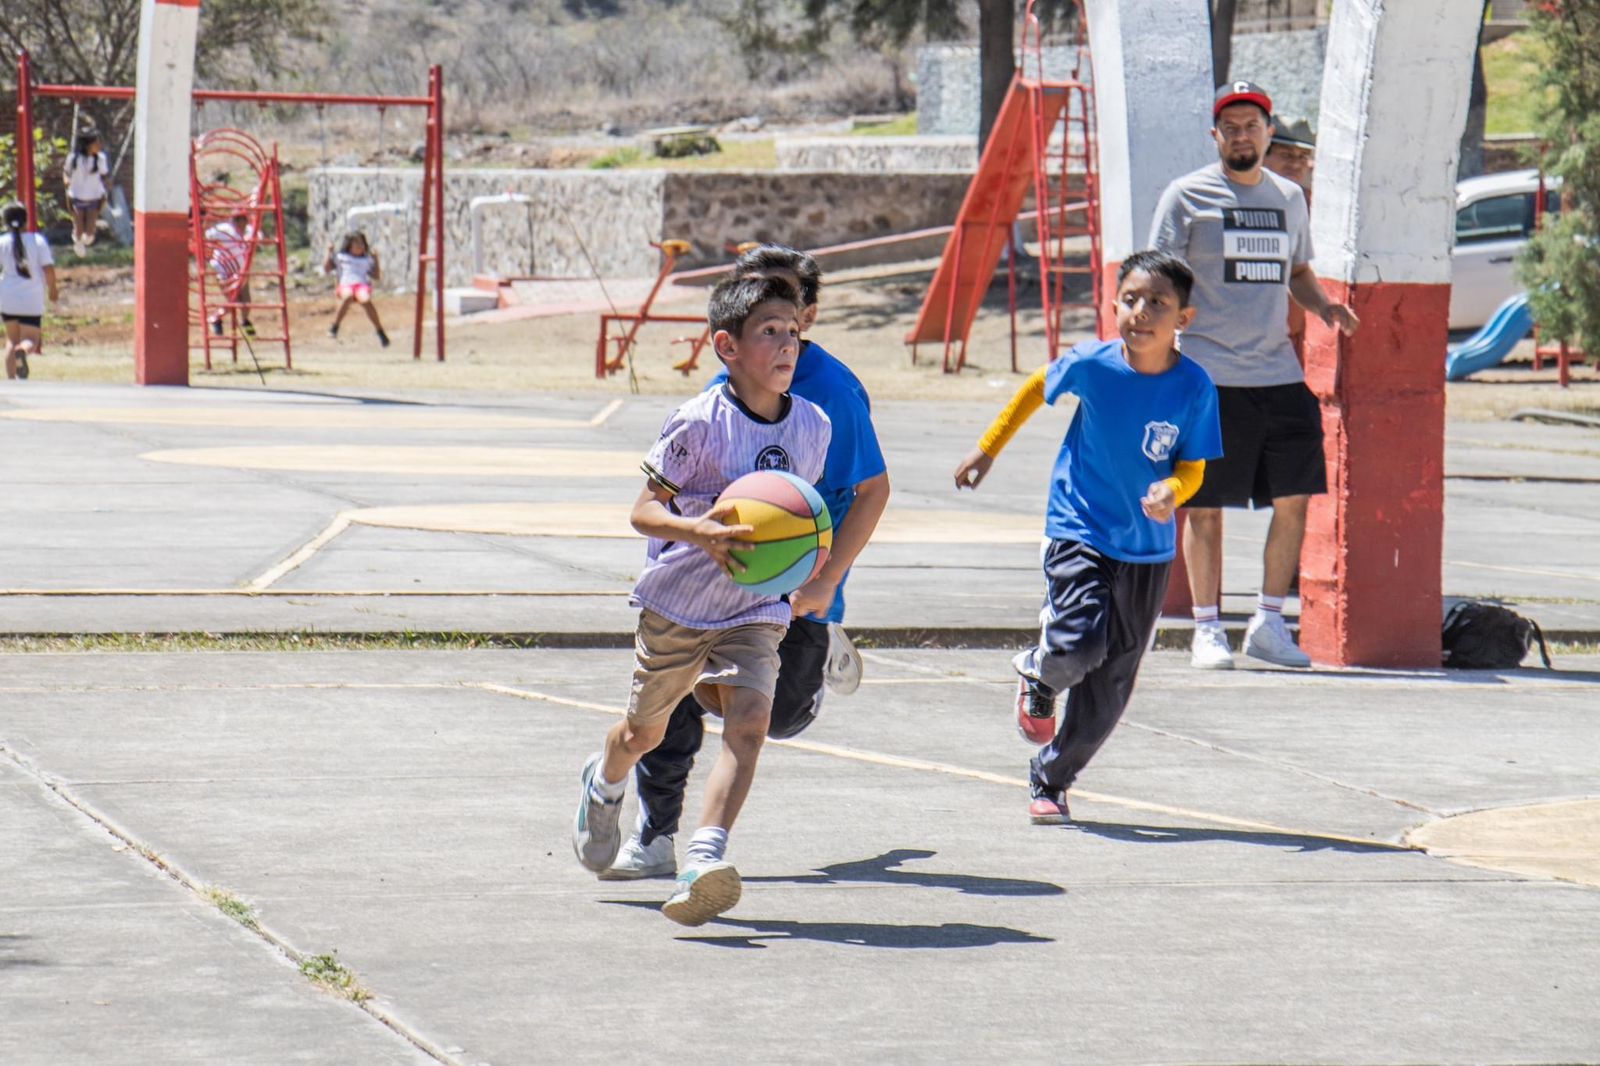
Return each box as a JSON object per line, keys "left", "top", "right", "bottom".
{"left": 1213, "top": 80, "right": 1273, "bottom": 120}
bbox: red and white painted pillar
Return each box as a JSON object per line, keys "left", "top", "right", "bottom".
{"left": 133, "top": 0, "right": 201, "bottom": 386}
{"left": 1084, "top": 0, "right": 1213, "bottom": 613}
{"left": 1301, "top": 1, "right": 1480, "bottom": 666}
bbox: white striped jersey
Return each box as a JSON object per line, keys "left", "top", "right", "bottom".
{"left": 632, "top": 384, "right": 831, "bottom": 629}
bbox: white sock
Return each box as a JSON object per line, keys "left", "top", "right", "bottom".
{"left": 686, "top": 826, "right": 728, "bottom": 865}
{"left": 1193, "top": 605, "right": 1220, "bottom": 626}
{"left": 1255, "top": 594, "right": 1285, "bottom": 622}
{"left": 590, "top": 765, "right": 626, "bottom": 803}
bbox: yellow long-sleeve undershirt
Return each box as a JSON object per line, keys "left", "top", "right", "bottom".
{"left": 976, "top": 365, "right": 1207, "bottom": 506}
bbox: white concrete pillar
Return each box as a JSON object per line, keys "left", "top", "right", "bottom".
{"left": 134, "top": 0, "right": 201, "bottom": 385}
{"left": 1301, "top": 0, "right": 1481, "bottom": 666}
{"left": 1084, "top": 0, "right": 1214, "bottom": 277}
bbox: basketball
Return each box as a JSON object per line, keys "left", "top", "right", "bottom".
{"left": 716, "top": 470, "right": 833, "bottom": 596}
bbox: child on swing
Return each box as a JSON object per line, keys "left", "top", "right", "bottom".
{"left": 64, "top": 131, "right": 109, "bottom": 257}
{"left": 323, "top": 231, "right": 390, "bottom": 347}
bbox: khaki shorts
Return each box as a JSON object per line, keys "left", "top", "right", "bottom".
{"left": 628, "top": 610, "right": 785, "bottom": 728}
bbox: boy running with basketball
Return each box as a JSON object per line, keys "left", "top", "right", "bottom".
{"left": 604, "top": 244, "right": 890, "bottom": 881}
{"left": 572, "top": 273, "right": 831, "bottom": 925}
{"left": 954, "top": 250, "right": 1222, "bottom": 823}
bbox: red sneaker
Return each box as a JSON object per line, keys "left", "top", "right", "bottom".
{"left": 1015, "top": 676, "right": 1057, "bottom": 745}
{"left": 1028, "top": 785, "right": 1070, "bottom": 825}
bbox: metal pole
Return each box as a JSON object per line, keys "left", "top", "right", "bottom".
{"left": 432, "top": 65, "right": 446, "bottom": 362}
{"left": 412, "top": 68, "right": 435, "bottom": 361}
{"left": 17, "top": 51, "right": 38, "bottom": 231}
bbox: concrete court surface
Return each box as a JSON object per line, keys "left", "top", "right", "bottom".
{"left": 2, "top": 381, "right": 1599, "bottom": 639}
{"left": 1, "top": 645, "right": 1598, "bottom": 1064}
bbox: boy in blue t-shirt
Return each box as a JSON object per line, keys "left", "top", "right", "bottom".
{"left": 603, "top": 244, "right": 891, "bottom": 880}
{"left": 954, "top": 250, "right": 1223, "bottom": 824}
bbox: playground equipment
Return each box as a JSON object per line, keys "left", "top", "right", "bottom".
{"left": 470, "top": 193, "right": 535, "bottom": 279}
{"left": 1445, "top": 294, "right": 1533, "bottom": 382}
{"left": 345, "top": 201, "right": 414, "bottom": 289}
{"left": 595, "top": 240, "right": 715, "bottom": 379}
{"left": 189, "top": 128, "right": 292, "bottom": 371}
{"left": 907, "top": 0, "right": 1102, "bottom": 372}
{"left": 11, "top": 49, "right": 449, "bottom": 363}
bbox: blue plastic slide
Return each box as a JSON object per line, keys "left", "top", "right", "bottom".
{"left": 1446, "top": 293, "right": 1534, "bottom": 381}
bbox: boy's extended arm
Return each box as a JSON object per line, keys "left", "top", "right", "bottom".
{"left": 790, "top": 471, "right": 890, "bottom": 619}
{"left": 954, "top": 366, "right": 1047, "bottom": 490}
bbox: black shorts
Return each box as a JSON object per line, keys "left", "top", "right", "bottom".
{"left": 1187, "top": 382, "right": 1326, "bottom": 509}
{"left": 2, "top": 313, "right": 43, "bottom": 328}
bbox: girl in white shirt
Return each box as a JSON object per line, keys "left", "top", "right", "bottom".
{"left": 322, "top": 231, "right": 389, "bottom": 347}
{"left": 64, "top": 131, "right": 109, "bottom": 257}
{"left": 1, "top": 203, "right": 59, "bottom": 381}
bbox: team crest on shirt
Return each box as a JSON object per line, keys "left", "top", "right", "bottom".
{"left": 1142, "top": 421, "right": 1179, "bottom": 462}
{"left": 754, "top": 445, "right": 792, "bottom": 471}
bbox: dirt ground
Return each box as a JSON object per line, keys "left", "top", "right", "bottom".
{"left": 22, "top": 258, "right": 1600, "bottom": 419}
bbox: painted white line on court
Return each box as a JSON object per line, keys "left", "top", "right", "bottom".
{"left": 589, "top": 399, "right": 624, "bottom": 427}
{"left": 0, "top": 589, "right": 631, "bottom": 597}
{"left": 248, "top": 514, "right": 353, "bottom": 591}
{"left": 471, "top": 682, "right": 1419, "bottom": 853}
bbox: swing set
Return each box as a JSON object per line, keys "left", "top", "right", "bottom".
{"left": 10, "top": 50, "right": 450, "bottom": 363}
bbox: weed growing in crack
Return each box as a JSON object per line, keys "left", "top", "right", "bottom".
{"left": 299, "top": 952, "right": 371, "bottom": 1002}
{"left": 203, "top": 887, "right": 260, "bottom": 931}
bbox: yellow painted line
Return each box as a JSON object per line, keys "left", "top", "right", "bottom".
{"left": 343, "top": 501, "right": 1043, "bottom": 543}
{"left": 471, "top": 682, "right": 1417, "bottom": 853}
{"left": 138, "top": 446, "right": 643, "bottom": 478}
{"left": 0, "top": 406, "right": 607, "bottom": 431}
{"left": 1451, "top": 560, "right": 1600, "bottom": 584}
{"left": 248, "top": 514, "right": 352, "bottom": 591}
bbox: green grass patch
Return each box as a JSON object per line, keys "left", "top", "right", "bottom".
{"left": 204, "top": 887, "right": 260, "bottom": 931}
{"left": 1484, "top": 32, "right": 1552, "bottom": 136}
{"left": 589, "top": 146, "right": 642, "bottom": 170}
{"left": 852, "top": 114, "right": 917, "bottom": 137}
{"left": 299, "top": 952, "right": 370, "bottom": 1002}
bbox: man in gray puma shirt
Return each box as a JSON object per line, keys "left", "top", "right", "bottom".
{"left": 1149, "top": 81, "right": 1359, "bottom": 671}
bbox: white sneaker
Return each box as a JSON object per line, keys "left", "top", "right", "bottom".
{"left": 1190, "top": 622, "right": 1235, "bottom": 670}
{"left": 824, "top": 622, "right": 862, "bottom": 695}
{"left": 597, "top": 831, "right": 676, "bottom": 881}
{"left": 1244, "top": 613, "right": 1312, "bottom": 668}
{"left": 661, "top": 860, "right": 741, "bottom": 927}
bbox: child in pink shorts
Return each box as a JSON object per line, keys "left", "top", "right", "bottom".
{"left": 324, "top": 231, "right": 389, "bottom": 347}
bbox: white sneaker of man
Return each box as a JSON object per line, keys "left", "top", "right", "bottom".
{"left": 1190, "top": 622, "right": 1235, "bottom": 670}
{"left": 597, "top": 830, "right": 676, "bottom": 881}
{"left": 1243, "top": 612, "right": 1312, "bottom": 668}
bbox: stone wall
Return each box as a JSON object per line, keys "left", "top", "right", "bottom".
{"left": 776, "top": 136, "right": 977, "bottom": 173}
{"left": 308, "top": 167, "right": 663, "bottom": 285}
{"left": 311, "top": 167, "right": 974, "bottom": 287}
{"left": 661, "top": 171, "right": 971, "bottom": 270}
{"left": 917, "top": 45, "right": 1091, "bottom": 136}
{"left": 1228, "top": 26, "right": 1328, "bottom": 124}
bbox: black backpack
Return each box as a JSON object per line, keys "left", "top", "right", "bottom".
{"left": 1442, "top": 602, "right": 1552, "bottom": 670}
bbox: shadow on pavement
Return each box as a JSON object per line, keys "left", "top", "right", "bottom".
{"left": 743, "top": 848, "right": 1065, "bottom": 897}
{"left": 1070, "top": 819, "right": 1410, "bottom": 855}
{"left": 602, "top": 901, "right": 1053, "bottom": 950}
{"left": 0, "top": 933, "right": 48, "bottom": 969}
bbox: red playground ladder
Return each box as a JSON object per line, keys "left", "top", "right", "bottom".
{"left": 188, "top": 129, "right": 293, "bottom": 372}
{"left": 906, "top": 0, "right": 1101, "bottom": 372}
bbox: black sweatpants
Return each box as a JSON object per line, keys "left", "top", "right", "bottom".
{"left": 1018, "top": 539, "right": 1170, "bottom": 794}
{"left": 636, "top": 616, "right": 831, "bottom": 846}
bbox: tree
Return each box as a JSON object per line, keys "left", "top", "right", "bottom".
{"left": 1518, "top": 1, "right": 1600, "bottom": 349}
{"left": 1210, "top": 0, "right": 1236, "bottom": 87}
{"left": 1457, "top": 1, "right": 1493, "bottom": 180}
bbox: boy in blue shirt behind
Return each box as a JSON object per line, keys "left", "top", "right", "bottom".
{"left": 954, "top": 250, "right": 1223, "bottom": 823}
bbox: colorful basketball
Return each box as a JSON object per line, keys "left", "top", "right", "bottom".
{"left": 716, "top": 470, "right": 833, "bottom": 596}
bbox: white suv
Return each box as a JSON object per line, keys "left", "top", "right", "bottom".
{"left": 1450, "top": 168, "right": 1562, "bottom": 331}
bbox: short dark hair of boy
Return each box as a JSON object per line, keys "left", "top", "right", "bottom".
{"left": 1117, "top": 249, "right": 1195, "bottom": 307}
{"left": 734, "top": 243, "right": 822, "bottom": 306}
{"left": 708, "top": 274, "right": 800, "bottom": 338}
